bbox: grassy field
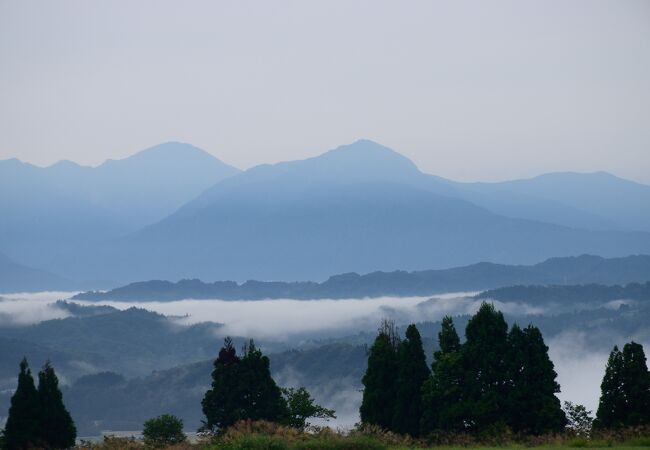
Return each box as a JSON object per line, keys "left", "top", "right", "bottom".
{"left": 77, "top": 422, "right": 650, "bottom": 450}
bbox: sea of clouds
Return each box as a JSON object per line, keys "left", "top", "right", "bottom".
{"left": 1, "top": 290, "right": 645, "bottom": 416}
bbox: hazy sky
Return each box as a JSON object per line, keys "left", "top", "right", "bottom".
{"left": 1, "top": 0, "right": 649, "bottom": 182}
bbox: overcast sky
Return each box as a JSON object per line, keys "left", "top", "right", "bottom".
{"left": 1, "top": 0, "right": 649, "bottom": 182}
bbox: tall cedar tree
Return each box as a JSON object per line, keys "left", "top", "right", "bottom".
{"left": 3, "top": 359, "right": 40, "bottom": 450}
{"left": 202, "top": 338, "right": 289, "bottom": 432}
{"left": 202, "top": 337, "right": 244, "bottom": 431}
{"left": 595, "top": 342, "right": 650, "bottom": 428}
{"left": 461, "top": 302, "right": 509, "bottom": 431}
{"left": 360, "top": 320, "right": 400, "bottom": 429}
{"left": 237, "top": 340, "right": 289, "bottom": 423}
{"left": 595, "top": 345, "right": 624, "bottom": 428}
{"left": 392, "top": 324, "right": 430, "bottom": 437}
{"left": 421, "top": 316, "right": 465, "bottom": 434}
{"left": 506, "top": 324, "right": 566, "bottom": 434}
{"left": 36, "top": 362, "right": 77, "bottom": 449}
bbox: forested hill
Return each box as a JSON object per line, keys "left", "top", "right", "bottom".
{"left": 476, "top": 281, "right": 650, "bottom": 304}
{"left": 74, "top": 254, "right": 650, "bottom": 301}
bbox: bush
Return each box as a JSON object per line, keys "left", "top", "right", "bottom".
{"left": 142, "top": 414, "right": 186, "bottom": 448}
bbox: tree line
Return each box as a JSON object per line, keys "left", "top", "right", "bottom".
{"left": 2, "top": 303, "right": 649, "bottom": 447}
{"left": 1, "top": 359, "right": 76, "bottom": 449}
{"left": 201, "top": 338, "right": 335, "bottom": 432}
{"left": 360, "top": 302, "right": 650, "bottom": 437}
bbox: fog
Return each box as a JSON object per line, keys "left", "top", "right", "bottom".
{"left": 1, "top": 291, "right": 645, "bottom": 423}
{"left": 71, "top": 293, "right": 482, "bottom": 339}
{"left": 0, "top": 292, "right": 77, "bottom": 326}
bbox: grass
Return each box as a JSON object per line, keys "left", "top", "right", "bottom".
{"left": 76, "top": 421, "right": 650, "bottom": 450}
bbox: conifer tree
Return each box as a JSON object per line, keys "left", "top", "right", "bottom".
{"left": 392, "top": 324, "right": 429, "bottom": 437}
{"left": 3, "top": 359, "right": 40, "bottom": 450}
{"left": 595, "top": 342, "right": 650, "bottom": 428}
{"left": 237, "top": 340, "right": 289, "bottom": 423}
{"left": 36, "top": 362, "right": 77, "bottom": 449}
{"left": 461, "top": 302, "right": 509, "bottom": 431}
{"left": 506, "top": 324, "right": 565, "bottom": 434}
{"left": 595, "top": 345, "right": 624, "bottom": 428}
{"left": 421, "top": 316, "right": 464, "bottom": 434}
{"left": 202, "top": 337, "right": 244, "bottom": 431}
{"left": 437, "top": 316, "right": 460, "bottom": 356}
{"left": 619, "top": 342, "right": 650, "bottom": 426}
{"left": 360, "top": 320, "right": 399, "bottom": 429}
{"left": 202, "top": 338, "right": 289, "bottom": 432}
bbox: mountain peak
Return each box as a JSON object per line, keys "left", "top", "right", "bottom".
{"left": 290, "top": 139, "right": 421, "bottom": 181}
{"left": 104, "top": 142, "right": 223, "bottom": 166}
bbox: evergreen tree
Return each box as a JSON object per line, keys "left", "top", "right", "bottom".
{"left": 506, "top": 324, "right": 565, "bottom": 434}
{"left": 619, "top": 342, "right": 650, "bottom": 426}
{"left": 360, "top": 320, "right": 399, "bottom": 429}
{"left": 595, "top": 342, "right": 650, "bottom": 428}
{"left": 392, "top": 324, "right": 429, "bottom": 437}
{"left": 421, "top": 316, "right": 464, "bottom": 434}
{"left": 437, "top": 316, "right": 460, "bottom": 356}
{"left": 202, "top": 337, "right": 244, "bottom": 431}
{"left": 202, "top": 338, "right": 289, "bottom": 432}
{"left": 595, "top": 345, "right": 626, "bottom": 428}
{"left": 460, "top": 302, "right": 509, "bottom": 431}
{"left": 237, "top": 340, "right": 290, "bottom": 423}
{"left": 3, "top": 359, "right": 40, "bottom": 450}
{"left": 36, "top": 362, "right": 77, "bottom": 449}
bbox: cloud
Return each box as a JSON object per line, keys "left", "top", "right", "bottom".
{"left": 72, "top": 294, "right": 487, "bottom": 340}
{"left": 0, "top": 292, "right": 74, "bottom": 326}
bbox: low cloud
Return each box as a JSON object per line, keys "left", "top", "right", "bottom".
{"left": 0, "top": 292, "right": 74, "bottom": 326}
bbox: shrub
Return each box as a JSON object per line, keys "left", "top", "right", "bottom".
{"left": 142, "top": 414, "right": 186, "bottom": 448}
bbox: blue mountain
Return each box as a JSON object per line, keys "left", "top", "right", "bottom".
{"left": 0, "top": 142, "right": 239, "bottom": 270}
{"left": 54, "top": 140, "right": 650, "bottom": 283}
{"left": 0, "top": 252, "right": 73, "bottom": 293}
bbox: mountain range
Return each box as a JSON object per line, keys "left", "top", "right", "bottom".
{"left": 73, "top": 255, "right": 650, "bottom": 301}
{"left": 0, "top": 142, "right": 239, "bottom": 272}
{"left": 2, "top": 139, "right": 650, "bottom": 287}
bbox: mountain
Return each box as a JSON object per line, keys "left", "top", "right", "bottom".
{"left": 454, "top": 171, "right": 650, "bottom": 232}
{"left": 0, "top": 306, "right": 225, "bottom": 378}
{"left": 0, "top": 251, "right": 74, "bottom": 293}
{"left": 0, "top": 142, "right": 240, "bottom": 271}
{"left": 476, "top": 281, "right": 650, "bottom": 304}
{"left": 59, "top": 140, "right": 650, "bottom": 283}
{"left": 73, "top": 255, "right": 650, "bottom": 301}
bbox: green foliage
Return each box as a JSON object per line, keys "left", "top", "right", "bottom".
{"left": 392, "top": 325, "right": 429, "bottom": 437}
{"left": 37, "top": 361, "right": 77, "bottom": 449}
{"left": 461, "top": 302, "right": 510, "bottom": 431}
{"left": 360, "top": 320, "right": 400, "bottom": 429}
{"left": 202, "top": 338, "right": 289, "bottom": 432}
{"left": 3, "top": 359, "right": 76, "bottom": 450}
{"left": 142, "top": 414, "right": 186, "bottom": 447}
{"left": 202, "top": 337, "right": 244, "bottom": 431}
{"left": 421, "top": 316, "right": 464, "bottom": 435}
{"left": 506, "top": 324, "right": 566, "bottom": 434}
{"left": 436, "top": 316, "right": 460, "bottom": 356}
{"left": 563, "top": 401, "right": 594, "bottom": 437}
{"left": 595, "top": 342, "right": 650, "bottom": 428}
{"left": 3, "top": 358, "right": 40, "bottom": 450}
{"left": 421, "top": 305, "right": 565, "bottom": 436}
{"left": 282, "top": 387, "right": 335, "bottom": 429}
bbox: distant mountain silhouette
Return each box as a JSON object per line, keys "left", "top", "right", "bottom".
{"left": 0, "top": 252, "right": 73, "bottom": 293}
{"left": 454, "top": 171, "right": 650, "bottom": 232}
{"left": 0, "top": 142, "right": 239, "bottom": 270}
{"left": 4, "top": 139, "right": 650, "bottom": 285}
{"left": 73, "top": 254, "right": 650, "bottom": 301}
{"left": 55, "top": 141, "right": 650, "bottom": 282}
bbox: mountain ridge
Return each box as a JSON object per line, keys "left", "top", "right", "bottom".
{"left": 73, "top": 254, "right": 650, "bottom": 301}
